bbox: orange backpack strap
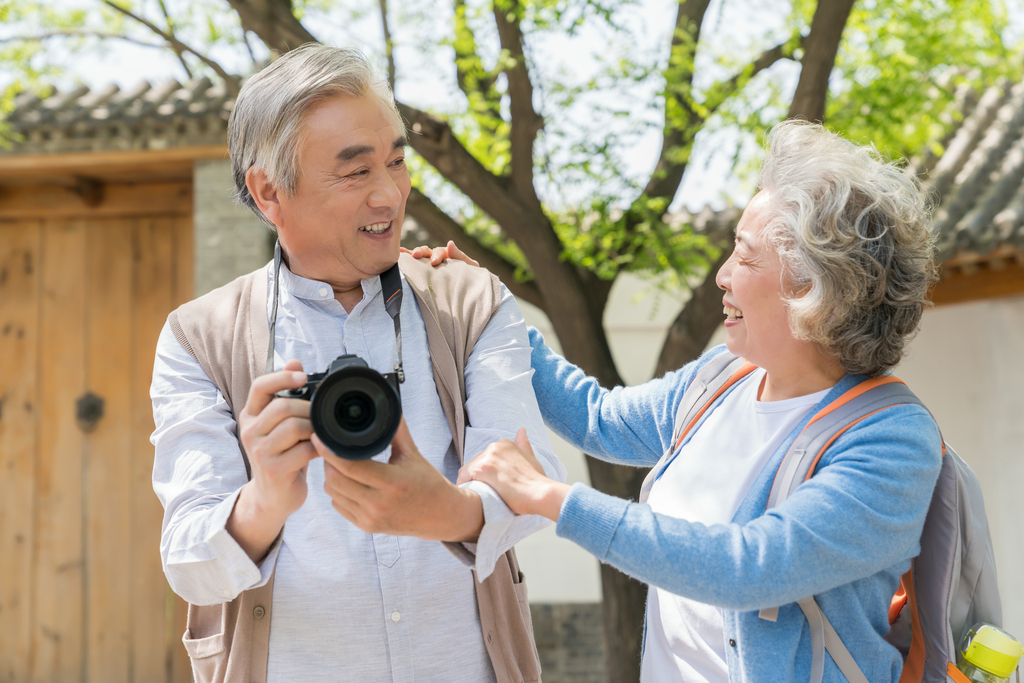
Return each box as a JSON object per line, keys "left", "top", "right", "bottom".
{"left": 638, "top": 352, "right": 755, "bottom": 504}
{"left": 671, "top": 353, "right": 757, "bottom": 450}
{"left": 756, "top": 376, "right": 925, "bottom": 683}
{"left": 764, "top": 376, "right": 915, "bottom": 509}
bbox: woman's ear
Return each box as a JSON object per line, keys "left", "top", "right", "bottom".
{"left": 246, "top": 167, "right": 285, "bottom": 230}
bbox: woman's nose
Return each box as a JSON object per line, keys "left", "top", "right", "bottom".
{"left": 716, "top": 253, "right": 733, "bottom": 291}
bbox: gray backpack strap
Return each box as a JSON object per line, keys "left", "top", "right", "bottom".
{"left": 765, "top": 380, "right": 921, "bottom": 509}
{"left": 639, "top": 353, "right": 754, "bottom": 503}
{"left": 758, "top": 379, "right": 925, "bottom": 683}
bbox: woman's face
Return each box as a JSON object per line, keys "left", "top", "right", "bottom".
{"left": 715, "top": 192, "right": 797, "bottom": 369}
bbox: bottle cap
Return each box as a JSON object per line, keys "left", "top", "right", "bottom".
{"left": 961, "top": 623, "right": 1024, "bottom": 679}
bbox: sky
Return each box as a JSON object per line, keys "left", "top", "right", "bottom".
{"left": 9, "top": 0, "right": 1024, "bottom": 212}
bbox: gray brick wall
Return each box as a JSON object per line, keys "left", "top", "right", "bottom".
{"left": 531, "top": 603, "right": 607, "bottom": 683}
{"left": 193, "top": 159, "right": 275, "bottom": 296}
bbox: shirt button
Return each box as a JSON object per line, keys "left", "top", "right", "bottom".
{"left": 254, "top": 606, "right": 266, "bottom": 619}
{"left": 319, "top": 287, "right": 330, "bottom": 298}
{"left": 729, "top": 638, "right": 736, "bottom": 648}
{"left": 391, "top": 610, "right": 401, "bottom": 623}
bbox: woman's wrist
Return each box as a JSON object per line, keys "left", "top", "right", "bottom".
{"left": 534, "top": 480, "right": 571, "bottom": 522}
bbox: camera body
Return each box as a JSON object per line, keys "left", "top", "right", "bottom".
{"left": 280, "top": 354, "right": 402, "bottom": 460}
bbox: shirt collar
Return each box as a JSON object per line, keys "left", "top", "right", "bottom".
{"left": 273, "top": 259, "right": 389, "bottom": 303}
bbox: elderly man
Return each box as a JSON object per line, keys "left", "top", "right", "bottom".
{"left": 150, "top": 43, "right": 564, "bottom": 683}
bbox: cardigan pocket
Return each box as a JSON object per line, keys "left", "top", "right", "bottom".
{"left": 182, "top": 627, "right": 228, "bottom": 683}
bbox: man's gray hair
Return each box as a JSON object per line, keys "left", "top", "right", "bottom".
{"left": 228, "top": 43, "right": 405, "bottom": 226}
{"left": 758, "top": 120, "right": 937, "bottom": 377}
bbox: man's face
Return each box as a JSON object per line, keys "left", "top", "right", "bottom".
{"left": 275, "top": 94, "right": 410, "bottom": 286}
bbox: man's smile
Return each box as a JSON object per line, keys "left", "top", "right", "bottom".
{"left": 359, "top": 221, "right": 393, "bottom": 235}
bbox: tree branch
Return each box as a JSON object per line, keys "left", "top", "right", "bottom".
{"left": 787, "top": 0, "right": 856, "bottom": 123}
{"left": 222, "top": 0, "right": 318, "bottom": 54}
{"left": 378, "top": 0, "right": 395, "bottom": 89}
{"left": 101, "top": 0, "right": 239, "bottom": 96}
{"left": 0, "top": 30, "right": 164, "bottom": 49}
{"left": 643, "top": 0, "right": 713, "bottom": 200}
{"left": 406, "top": 188, "right": 544, "bottom": 310}
{"left": 705, "top": 38, "right": 798, "bottom": 119}
{"left": 453, "top": 0, "right": 502, "bottom": 133}
{"left": 157, "top": 0, "right": 193, "bottom": 79}
{"left": 400, "top": 102, "right": 548, "bottom": 242}
{"left": 493, "top": 0, "right": 543, "bottom": 208}
{"left": 653, "top": 209, "right": 740, "bottom": 376}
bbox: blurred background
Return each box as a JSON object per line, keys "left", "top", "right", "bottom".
{"left": 2, "top": 1, "right": 1024, "bottom": 681}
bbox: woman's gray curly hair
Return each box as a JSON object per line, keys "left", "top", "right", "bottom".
{"left": 758, "top": 120, "right": 937, "bottom": 377}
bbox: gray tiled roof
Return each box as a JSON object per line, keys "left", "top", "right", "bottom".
{"left": 919, "top": 79, "right": 1024, "bottom": 266}
{"left": 4, "top": 75, "right": 1022, "bottom": 271}
{"left": 1, "top": 76, "right": 237, "bottom": 154}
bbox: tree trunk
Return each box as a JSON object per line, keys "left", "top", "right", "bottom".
{"left": 787, "top": 0, "right": 857, "bottom": 122}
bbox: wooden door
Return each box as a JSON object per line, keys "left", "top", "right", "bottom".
{"left": 0, "top": 181, "right": 193, "bottom": 683}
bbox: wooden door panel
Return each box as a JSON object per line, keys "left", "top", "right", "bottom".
{"left": 85, "top": 218, "right": 134, "bottom": 683}
{"left": 0, "top": 221, "right": 41, "bottom": 683}
{"left": 130, "top": 217, "right": 176, "bottom": 682}
{"left": 2, "top": 180, "right": 192, "bottom": 683}
{"left": 32, "top": 219, "right": 88, "bottom": 682}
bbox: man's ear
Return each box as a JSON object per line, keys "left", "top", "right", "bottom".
{"left": 246, "top": 167, "right": 285, "bottom": 230}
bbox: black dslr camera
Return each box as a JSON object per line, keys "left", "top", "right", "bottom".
{"left": 279, "top": 355, "right": 402, "bottom": 460}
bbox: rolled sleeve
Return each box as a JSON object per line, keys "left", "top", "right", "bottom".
{"left": 152, "top": 322, "right": 278, "bottom": 605}
{"left": 457, "top": 286, "right": 567, "bottom": 580}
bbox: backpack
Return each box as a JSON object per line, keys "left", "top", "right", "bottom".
{"left": 661, "top": 352, "right": 1002, "bottom": 683}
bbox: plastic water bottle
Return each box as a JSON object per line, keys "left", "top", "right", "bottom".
{"left": 955, "top": 623, "right": 1024, "bottom": 683}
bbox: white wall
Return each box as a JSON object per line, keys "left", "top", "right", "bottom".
{"left": 895, "top": 296, "right": 1024, "bottom": 641}
{"left": 517, "top": 275, "right": 1024, "bottom": 647}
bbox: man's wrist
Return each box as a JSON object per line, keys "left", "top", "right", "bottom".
{"left": 227, "top": 481, "right": 290, "bottom": 563}
{"left": 445, "top": 486, "right": 484, "bottom": 543}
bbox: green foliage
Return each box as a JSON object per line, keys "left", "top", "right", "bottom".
{"left": 826, "top": 0, "right": 1021, "bottom": 160}
{"left": 1, "top": 0, "right": 1019, "bottom": 291}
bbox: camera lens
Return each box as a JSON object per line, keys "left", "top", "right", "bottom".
{"left": 336, "top": 391, "right": 375, "bottom": 432}
{"left": 310, "top": 365, "right": 401, "bottom": 460}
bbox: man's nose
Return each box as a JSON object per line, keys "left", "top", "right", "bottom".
{"left": 367, "top": 170, "right": 402, "bottom": 209}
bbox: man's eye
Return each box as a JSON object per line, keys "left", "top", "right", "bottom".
{"left": 391, "top": 157, "right": 406, "bottom": 167}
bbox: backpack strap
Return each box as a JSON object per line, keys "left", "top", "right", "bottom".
{"left": 765, "top": 377, "right": 918, "bottom": 508}
{"left": 757, "top": 376, "right": 925, "bottom": 683}
{"left": 638, "top": 352, "right": 755, "bottom": 504}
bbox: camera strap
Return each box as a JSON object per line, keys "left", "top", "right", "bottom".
{"left": 266, "top": 239, "right": 405, "bottom": 383}
{"left": 379, "top": 262, "right": 405, "bottom": 383}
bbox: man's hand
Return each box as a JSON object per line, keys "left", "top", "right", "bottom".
{"left": 228, "top": 359, "right": 319, "bottom": 563}
{"left": 457, "top": 429, "right": 570, "bottom": 523}
{"left": 319, "top": 418, "right": 484, "bottom": 542}
{"left": 400, "top": 240, "right": 479, "bottom": 267}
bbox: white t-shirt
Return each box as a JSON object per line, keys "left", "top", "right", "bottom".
{"left": 640, "top": 368, "right": 830, "bottom": 683}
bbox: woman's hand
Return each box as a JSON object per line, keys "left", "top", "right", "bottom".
{"left": 458, "top": 428, "right": 570, "bottom": 522}
{"left": 401, "top": 240, "right": 480, "bottom": 267}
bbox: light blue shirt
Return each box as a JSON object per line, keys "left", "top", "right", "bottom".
{"left": 150, "top": 261, "right": 564, "bottom": 682}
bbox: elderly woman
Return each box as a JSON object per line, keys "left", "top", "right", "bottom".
{"left": 415, "top": 120, "right": 942, "bottom": 682}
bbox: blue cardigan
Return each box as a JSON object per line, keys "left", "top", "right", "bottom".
{"left": 529, "top": 330, "right": 943, "bottom": 682}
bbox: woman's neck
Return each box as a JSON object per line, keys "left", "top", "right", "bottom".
{"left": 759, "top": 345, "right": 845, "bottom": 402}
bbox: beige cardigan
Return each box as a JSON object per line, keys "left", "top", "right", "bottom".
{"left": 166, "top": 254, "right": 542, "bottom": 683}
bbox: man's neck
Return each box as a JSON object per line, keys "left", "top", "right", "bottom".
{"left": 281, "top": 251, "right": 368, "bottom": 313}
{"left": 333, "top": 284, "right": 364, "bottom": 313}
